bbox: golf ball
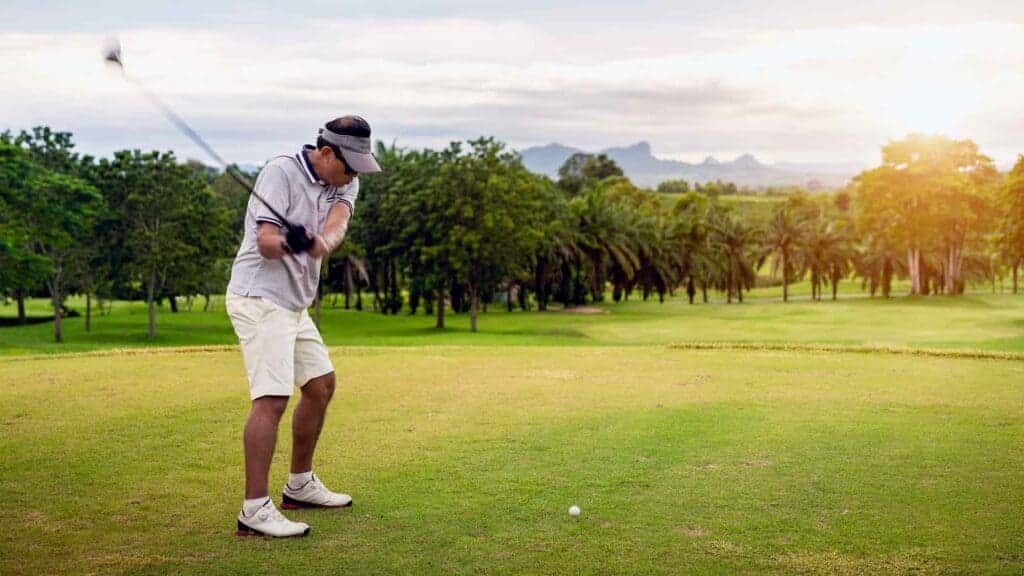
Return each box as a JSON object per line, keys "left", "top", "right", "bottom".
{"left": 568, "top": 505, "right": 580, "bottom": 517}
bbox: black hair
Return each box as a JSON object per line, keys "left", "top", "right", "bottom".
{"left": 328, "top": 116, "right": 371, "bottom": 137}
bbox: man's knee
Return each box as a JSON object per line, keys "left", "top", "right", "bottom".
{"left": 251, "top": 395, "right": 289, "bottom": 421}
{"left": 303, "top": 372, "right": 336, "bottom": 404}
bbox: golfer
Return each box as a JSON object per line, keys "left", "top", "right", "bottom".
{"left": 225, "top": 116, "right": 381, "bottom": 538}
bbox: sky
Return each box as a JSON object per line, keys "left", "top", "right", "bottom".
{"left": 2, "top": 1, "right": 1023, "bottom": 168}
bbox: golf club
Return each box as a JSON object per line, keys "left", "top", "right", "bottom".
{"left": 103, "top": 39, "right": 314, "bottom": 254}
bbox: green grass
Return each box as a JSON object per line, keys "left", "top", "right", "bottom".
{"left": 2, "top": 287, "right": 1022, "bottom": 355}
{"left": 1, "top": 346, "right": 1021, "bottom": 575}
{"left": 2, "top": 286, "right": 1022, "bottom": 573}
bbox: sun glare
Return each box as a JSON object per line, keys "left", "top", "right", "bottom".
{"left": 884, "top": 79, "right": 978, "bottom": 135}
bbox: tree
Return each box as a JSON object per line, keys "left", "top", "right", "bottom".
{"left": 670, "top": 192, "right": 716, "bottom": 304}
{"left": 0, "top": 141, "right": 102, "bottom": 341}
{"left": 802, "top": 216, "right": 851, "bottom": 301}
{"left": 855, "top": 134, "right": 997, "bottom": 296}
{"left": 0, "top": 238, "right": 49, "bottom": 323}
{"left": 323, "top": 240, "right": 369, "bottom": 310}
{"left": 351, "top": 141, "right": 413, "bottom": 316}
{"left": 999, "top": 156, "right": 1024, "bottom": 294}
{"left": 557, "top": 153, "right": 623, "bottom": 196}
{"left": 598, "top": 177, "right": 673, "bottom": 302}
{"left": 530, "top": 185, "right": 573, "bottom": 312}
{"left": 161, "top": 162, "right": 237, "bottom": 312}
{"left": 854, "top": 236, "right": 905, "bottom": 298}
{"left": 763, "top": 202, "right": 807, "bottom": 302}
{"left": 708, "top": 211, "right": 760, "bottom": 303}
{"left": 435, "top": 138, "right": 546, "bottom": 332}
{"left": 94, "top": 150, "right": 207, "bottom": 339}
{"left": 694, "top": 180, "right": 741, "bottom": 197}
{"left": 10, "top": 126, "right": 87, "bottom": 175}
{"left": 360, "top": 144, "right": 446, "bottom": 323}
{"left": 0, "top": 140, "right": 46, "bottom": 321}
{"left": 568, "top": 187, "right": 640, "bottom": 305}
{"left": 656, "top": 179, "right": 690, "bottom": 195}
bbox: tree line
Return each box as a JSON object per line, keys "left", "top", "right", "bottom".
{"left": 2, "top": 127, "right": 1023, "bottom": 343}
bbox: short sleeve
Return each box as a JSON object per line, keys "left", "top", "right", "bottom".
{"left": 252, "top": 163, "right": 290, "bottom": 226}
{"left": 326, "top": 178, "right": 359, "bottom": 214}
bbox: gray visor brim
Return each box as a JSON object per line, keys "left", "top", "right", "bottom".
{"left": 340, "top": 149, "right": 382, "bottom": 173}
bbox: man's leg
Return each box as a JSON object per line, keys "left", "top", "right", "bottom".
{"left": 238, "top": 394, "right": 310, "bottom": 537}
{"left": 228, "top": 295, "right": 309, "bottom": 537}
{"left": 291, "top": 372, "right": 335, "bottom": 473}
{"left": 244, "top": 395, "right": 290, "bottom": 498}
{"left": 282, "top": 312, "right": 351, "bottom": 509}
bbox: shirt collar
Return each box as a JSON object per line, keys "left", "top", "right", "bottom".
{"left": 297, "top": 145, "right": 325, "bottom": 186}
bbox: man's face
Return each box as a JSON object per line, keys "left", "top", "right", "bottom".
{"left": 315, "top": 146, "right": 356, "bottom": 187}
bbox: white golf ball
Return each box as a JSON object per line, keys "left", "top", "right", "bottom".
{"left": 568, "top": 505, "right": 580, "bottom": 517}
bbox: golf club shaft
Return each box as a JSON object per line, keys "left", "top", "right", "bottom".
{"left": 123, "top": 75, "right": 296, "bottom": 229}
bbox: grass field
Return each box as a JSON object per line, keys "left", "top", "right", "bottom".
{"left": 1, "top": 288, "right": 1022, "bottom": 574}
{"left": 1, "top": 286, "right": 1022, "bottom": 355}
{"left": 1, "top": 346, "right": 1022, "bottom": 574}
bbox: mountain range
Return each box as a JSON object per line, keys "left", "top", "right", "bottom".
{"left": 517, "top": 142, "right": 862, "bottom": 190}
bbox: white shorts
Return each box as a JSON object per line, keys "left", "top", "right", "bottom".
{"left": 225, "top": 293, "right": 334, "bottom": 400}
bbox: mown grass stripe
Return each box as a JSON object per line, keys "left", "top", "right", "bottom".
{"left": 669, "top": 341, "right": 1024, "bottom": 361}
{"left": 3, "top": 341, "right": 1023, "bottom": 364}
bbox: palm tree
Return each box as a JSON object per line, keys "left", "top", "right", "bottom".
{"left": 854, "top": 236, "right": 906, "bottom": 298}
{"left": 801, "top": 218, "right": 831, "bottom": 301}
{"left": 709, "top": 212, "right": 761, "bottom": 303}
{"left": 763, "top": 206, "right": 806, "bottom": 302}
{"left": 669, "top": 192, "right": 718, "bottom": 304}
{"left": 634, "top": 210, "right": 679, "bottom": 302}
{"left": 568, "top": 189, "right": 640, "bottom": 304}
{"left": 822, "top": 225, "right": 856, "bottom": 300}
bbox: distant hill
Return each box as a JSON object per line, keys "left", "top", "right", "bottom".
{"left": 517, "top": 141, "right": 861, "bottom": 190}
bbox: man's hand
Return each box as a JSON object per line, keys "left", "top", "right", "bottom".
{"left": 285, "top": 225, "right": 315, "bottom": 254}
{"left": 307, "top": 233, "right": 330, "bottom": 259}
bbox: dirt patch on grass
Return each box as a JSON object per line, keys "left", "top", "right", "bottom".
{"left": 524, "top": 369, "right": 580, "bottom": 381}
{"left": 676, "top": 525, "right": 709, "bottom": 537}
{"left": 677, "top": 373, "right": 713, "bottom": 387}
{"left": 775, "top": 549, "right": 940, "bottom": 575}
{"left": 22, "top": 511, "right": 62, "bottom": 534}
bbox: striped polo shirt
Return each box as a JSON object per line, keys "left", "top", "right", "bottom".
{"left": 227, "top": 147, "right": 358, "bottom": 311}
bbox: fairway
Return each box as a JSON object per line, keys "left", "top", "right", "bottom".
{"left": 2, "top": 346, "right": 1022, "bottom": 575}
{"left": 3, "top": 292, "right": 1024, "bottom": 355}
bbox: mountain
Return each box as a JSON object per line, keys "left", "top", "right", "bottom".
{"left": 518, "top": 143, "right": 582, "bottom": 177}
{"left": 517, "top": 141, "right": 860, "bottom": 189}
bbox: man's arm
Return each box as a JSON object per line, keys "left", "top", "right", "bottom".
{"left": 311, "top": 202, "right": 352, "bottom": 258}
{"left": 257, "top": 222, "right": 293, "bottom": 259}
{"left": 257, "top": 203, "right": 350, "bottom": 260}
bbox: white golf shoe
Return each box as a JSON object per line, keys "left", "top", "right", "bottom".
{"left": 236, "top": 498, "right": 310, "bottom": 538}
{"left": 281, "top": 473, "right": 353, "bottom": 509}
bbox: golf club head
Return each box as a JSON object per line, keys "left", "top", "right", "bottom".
{"left": 102, "top": 38, "right": 124, "bottom": 69}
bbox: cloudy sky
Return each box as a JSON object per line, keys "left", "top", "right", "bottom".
{"left": 2, "top": 1, "right": 1022, "bottom": 167}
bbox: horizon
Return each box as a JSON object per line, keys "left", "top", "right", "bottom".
{"left": 519, "top": 141, "right": 873, "bottom": 170}
{"left": 3, "top": 1, "right": 1023, "bottom": 167}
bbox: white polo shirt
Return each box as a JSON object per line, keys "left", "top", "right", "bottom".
{"left": 227, "top": 147, "right": 358, "bottom": 311}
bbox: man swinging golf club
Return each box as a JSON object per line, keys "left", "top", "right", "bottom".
{"left": 226, "top": 116, "right": 381, "bottom": 538}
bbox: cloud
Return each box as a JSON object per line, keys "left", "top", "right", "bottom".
{"left": 1, "top": 14, "right": 1023, "bottom": 166}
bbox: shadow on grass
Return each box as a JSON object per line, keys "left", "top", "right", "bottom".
{"left": 0, "top": 316, "right": 55, "bottom": 327}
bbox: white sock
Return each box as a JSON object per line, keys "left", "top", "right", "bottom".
{"left": 289, "top": 471, "right": 313, "bottom": 488}
{"left": 242, "top": 497, "right": 270, "bottom": 517}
